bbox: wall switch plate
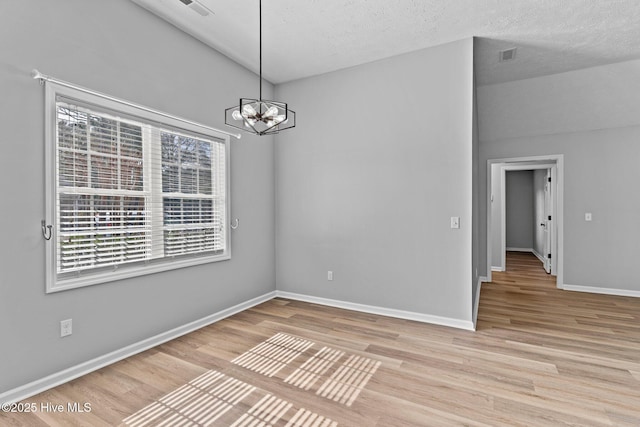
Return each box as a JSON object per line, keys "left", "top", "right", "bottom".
{"left": 585, "top": 212, "right": 592, "bottom": 221}
{"left": 60, "top": 319, "right": 72, "bottom": 337}
{"left": 450, "top": 216, "right": 460, "bottom": 229}
{"left": 327, "top": 271, "right": 333, "bottom": 281}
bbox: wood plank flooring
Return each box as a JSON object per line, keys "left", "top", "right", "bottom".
{"left": 2, "top": 252, "right": 639, "bottom": 426}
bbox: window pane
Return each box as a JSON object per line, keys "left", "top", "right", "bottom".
{"left": 199, "top": 169, "right": 212, "bottom": 194}
{"left": 161, "top": 132, "right": 215, "bottom": 196}
{"left": 125, "top": 230, "right": 147, "bottom": 261}
{"left": 183, "top": 199, "right": 200, "bottom": 224}
{"left": 59, "top": 194, "right": 92, "bottom": 232}
{"left": 124, "top": 197, "right": 145, "bottom": 228}
{"left": 91, "top": 155, "right": 118, "bottom": 189}
{"left": 59, "top": 233, "right": 95, "bottom": 270}
{"left": 94, "top": 196, "right": 121, "bottom": 229}
{"left": 198, "top": 141, "right": 211, "bottom": 168}
{"left": 89, "top": 115, "right": 117, "bottom": 154}
{"left": 57, "top": 194, "right": 149, "bottom": 273}
{"left": 180, "top": 137, "right": 197, "bottom": 165}
{"left": 163, "top": 228, "right": 221, "bottom": 256}
{"left": 95, "top": 232, "right": 124, "bottom": 266}
{"left": 162, "top": 165, "right": 179, "bottom": 193}
{"left": 121, "top": 158, "right": 143, "bottom": 191}
{"left": 57, "top": 107, "right": 87, "bottom": 151}
{"left": 163, "top": 198, "right": 181, "bottom": 225}
{"left": 180, "top": 166, "right": 197, "bottom": 194}
{"left": 161, "top": 133, "right": 180, "bottom": 163}
{"left": 201, "top": 199, "right": 213, "bottom": 223}
{"left": 59, "top": 151, "right": 88, "bottom": 188}
{"left": 120, "top": 123, "right": 143, "bottom": 158}
{"left": 93, "top": 196, "right": 124, "bottom": 267}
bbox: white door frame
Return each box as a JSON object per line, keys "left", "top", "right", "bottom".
{"left": 543, "top": 168, "right": 552, "bottom": 274}
{"left": 486, "top": 155, "right": 564, "bottom": 288}
{"left": 500, "top": 163, "right": 555, "bottom": 274}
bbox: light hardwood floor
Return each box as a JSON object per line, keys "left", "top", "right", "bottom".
{"left": 2, "top": 252, "right": 639, "bottom": 426}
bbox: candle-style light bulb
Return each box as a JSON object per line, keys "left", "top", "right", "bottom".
{"left": 264, "top": 105, "right": 279, "bottom": 118}
{"left": 242, "top": 104, "right": 257, "bottom": 117}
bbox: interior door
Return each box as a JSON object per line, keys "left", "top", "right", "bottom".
{"left": 542, "top": 168, "right": 552, "bottom": 273}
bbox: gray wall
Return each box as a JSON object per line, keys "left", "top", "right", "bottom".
{"left": 505, "top": 171, "right": 533, "bottom": 249}
{"left": 0, "top": 0, "right": 275, "bottom": 394}
{"left": 274, "top": 39, "right": 475, "bottom": 322}
{"left": 478, "top": 59, "right": 640, "bottom": 291}
{"left": 490, "top": 164, "right": 503, "bottom": 270}
{"left": 471, "top": 64, "right": 480, "bottom": 306}
{"left": 532, "top": 169, "right": 547, "bottom": 258}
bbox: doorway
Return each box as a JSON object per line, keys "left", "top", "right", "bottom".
{"left": 486, "top": 155, "right": 564, "bottom": 287}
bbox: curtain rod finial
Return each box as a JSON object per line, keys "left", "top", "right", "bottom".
{"left": 32, "top": 69, "right": 47, "bottom": 85}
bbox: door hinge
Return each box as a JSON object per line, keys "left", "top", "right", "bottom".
{"left": 547, "top": 254, "right": 552, "bottom": 259}
{"left": 548, "top": 177, "right": 551, "bottom": 182}
{"left": 548, "top": 215, "right": 551, "bottom": 221}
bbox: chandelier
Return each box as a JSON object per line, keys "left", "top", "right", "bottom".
{"left": 225, "top": 0, "right": 296, "bottom": 136}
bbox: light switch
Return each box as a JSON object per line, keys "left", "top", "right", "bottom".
{"left": 585, "top": 213, "right": 592, "bottom": 221}
{"left": 450, "top": 216, "right": 460, "bottom": 229}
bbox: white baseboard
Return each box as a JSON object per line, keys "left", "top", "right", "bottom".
{"left": 561, "top": 284, "right": 640, "bottom": 298}
{"left": 0, "top": 291, "right": 277, "bottom": 405}
{"left": 276, "top": 291, "right": 475, "bottom": 331}
{"left": 473, "top": 277, "right": 488, "bottom": 330}
{"left": 506, "top": 247, "right": 534, "bottom": 252}
{"left": 531, "top": 249, "right": 545, "bottom": 264}
{"left": 491, "top": 266, "right": 504, "bottom": 272}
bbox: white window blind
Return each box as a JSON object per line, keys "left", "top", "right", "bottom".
{"left": 45, "top": 82, "right": 230, "bottom": 292}
{"left": 160, "top": 131, "right": 226, "bottom": 257}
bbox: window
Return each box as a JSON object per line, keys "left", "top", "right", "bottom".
{"left": 45, "top": 82, "right": 230, "bottom": 292}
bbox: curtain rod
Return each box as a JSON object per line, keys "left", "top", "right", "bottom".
{"left": 31, "top": 69, "right": 242, "bottom": 140}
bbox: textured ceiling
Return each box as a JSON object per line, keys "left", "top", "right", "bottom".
{"left": 130, "top": 0, "right": 640, "bottom": 86}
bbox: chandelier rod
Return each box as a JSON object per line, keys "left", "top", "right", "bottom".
{"left": 259, "top": 0, "right": 263, "bottom": 102}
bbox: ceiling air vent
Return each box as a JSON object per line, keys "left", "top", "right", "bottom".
{"left": 499, "top": 47, "right": 517, "bottom": 62}
{"left": 178, "top": 0, "right": 212, "bottom": 17}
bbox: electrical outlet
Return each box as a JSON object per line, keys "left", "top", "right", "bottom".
{"left": 450, "top": 216, "right": 460, "bottom": 229}
{"left": 60, "top": 319, "right": 72, "bottom": 337}
{"left": 585, "top": 212, "right": 592, "bottom": 221}
{"left": 327, "top": 271, "right": 333, "bottom": 281}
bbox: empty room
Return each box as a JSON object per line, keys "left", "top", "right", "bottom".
{"left": 1, "top": 1, "right": 639, "bottom": 425}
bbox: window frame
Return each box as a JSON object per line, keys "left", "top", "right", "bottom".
{"left": 44, "top": 82, "right": 231, "bottom": 293}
